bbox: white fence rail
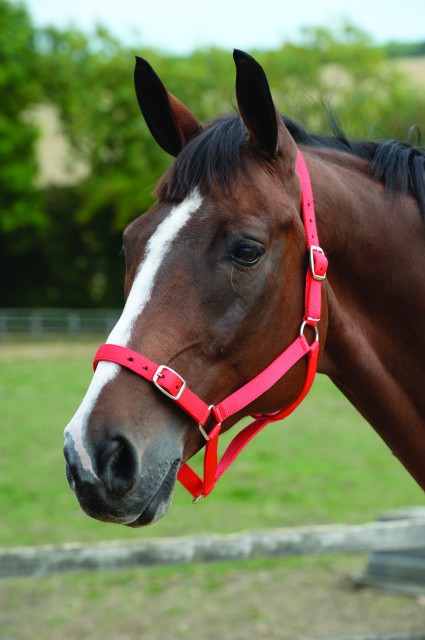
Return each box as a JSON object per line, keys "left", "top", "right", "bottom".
{"left": 0, "top": 308, "right": 120, "bottom": 339}
{"left": 2, "top": 518, "right": 425, "bottom": 579}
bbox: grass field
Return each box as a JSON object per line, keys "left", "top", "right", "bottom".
{"left": 1, "top": 340, "right": 425, "bottom": 640}
{"left": 3, "top": 54, "right": 425, "bottom": 640}
{"left": 1, "top": 339, "right": 424, "bottom": 547}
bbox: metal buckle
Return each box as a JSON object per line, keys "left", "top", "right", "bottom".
{"left": 309, "top": 245, "right": 326, "bottom": 281}
{"left": 198, "top": 405, "right": 215, "bottom": 442}
{"left": 198, "top": 424, "right": 211, "bottom": 441}
{"left": 153, "top": 365, "right": 186, "bottom": 401}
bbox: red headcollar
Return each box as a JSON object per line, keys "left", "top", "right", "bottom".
{"left": 93, "top": 150, "right": 328, "bottom": 501}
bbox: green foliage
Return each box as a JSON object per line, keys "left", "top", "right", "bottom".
{"left": 0, "top": 0, "right": 44, "bottom": 232}
{"left": 258, "top": 24, "right": 424, "bottom": 142}
{"left": 0, "top": 1, "right": 424, "bottom": 307}
{"left": 0, "top": 0, "right": 46, "bottom": 311}
{"left": 37, "top": 22, "right": 425, "bottom": 236}
{"left": 386, "top": 40, "right": 425, "bottom": 58}
{"left": 36, "top": 28, "right": 169, "bottom": 230}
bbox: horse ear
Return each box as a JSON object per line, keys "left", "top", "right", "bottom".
{"left": 233, "top": 49, "right": 290, "bottom": 159}
{"left": 134, "top": 56, "right": 203, "bottom": 157}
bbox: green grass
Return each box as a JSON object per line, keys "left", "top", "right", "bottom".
{"left": 1, "top": 341, "right": 425, "bottom": 640}
{"left": 1, "top": 340, "right": 423, "bottom": 548}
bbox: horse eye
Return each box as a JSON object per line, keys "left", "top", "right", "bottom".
{"left": 232, "top": 244, "right": 263, "bottom": 266}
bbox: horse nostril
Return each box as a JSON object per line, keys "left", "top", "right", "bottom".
{"left": 99, "top": 440, "right": 122, "bottom": 468}
{"left": 98, "top": 436, "right": 140, "bottom": 497}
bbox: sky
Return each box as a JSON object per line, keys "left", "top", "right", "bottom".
{"left": 20, "top": 0, "right": 425, "bottom": 54}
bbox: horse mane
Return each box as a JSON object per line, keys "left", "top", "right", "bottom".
{"left": 155, "top": 113, "right": 425, "bottom": 216}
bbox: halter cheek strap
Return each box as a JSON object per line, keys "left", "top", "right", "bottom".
{"left": 93, "top": 149, "right": 328, "bottom": 502}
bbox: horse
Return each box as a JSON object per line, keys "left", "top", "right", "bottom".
{"left": 64, "top": 49, "right": 425, "bottom": 527}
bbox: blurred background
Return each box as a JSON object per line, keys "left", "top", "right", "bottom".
{"left": 1, "top": 1, "right": 425, "bottom": 638}
{"left": 1, "top": 0, "right": 424, "bottom": 316}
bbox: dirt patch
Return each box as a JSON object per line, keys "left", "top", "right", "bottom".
{"left": 396, "top": 57, "right": 425, "bottom": 87}
{"left": 1, "top": 556, "right": 424, "bottom": 639}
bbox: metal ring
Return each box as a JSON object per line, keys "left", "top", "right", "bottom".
{"left": 299, "top": 320, "right": 319, "bottom": 342}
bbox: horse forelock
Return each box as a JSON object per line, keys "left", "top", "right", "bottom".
{"left": 154, "top": 114, "right": 251, "bottom": 201}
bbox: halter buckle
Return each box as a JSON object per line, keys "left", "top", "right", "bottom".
{"left": 198, "top": 405, "right": 216, "bottom": 441}
{"left": 198, "top": 424, "right": 211, "bottom": 441}
{"left": 309, "top": 245, "right": 327, "bottom": 281}
{"left": 153, "top": 365, "right": 186, "bottom": 400}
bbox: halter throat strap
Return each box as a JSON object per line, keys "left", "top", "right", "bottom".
{"left": 93, "top": 149, "right": 328, "bottom": 501}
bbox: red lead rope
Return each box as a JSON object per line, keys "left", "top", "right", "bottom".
{"left": 93, "top": 150, "right": 328, "bottom": 501}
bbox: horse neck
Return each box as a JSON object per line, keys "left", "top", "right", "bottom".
{"left": 307, "top": 147, "right": 425, "bottom": 490}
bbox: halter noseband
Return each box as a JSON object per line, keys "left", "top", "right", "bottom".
{"left": 93, "top": 150, "right": 328, "bottom": 502}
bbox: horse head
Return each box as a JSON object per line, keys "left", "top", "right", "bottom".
{"left": 63, "top": 51, "right": 327, "bottom": 526}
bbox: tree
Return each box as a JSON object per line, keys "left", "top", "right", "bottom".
{"left": 1, "top": 13, "right": 424, "bottom": 308}
{"left": 38, "top": 23, "right": 425, "bottom": 233}
{"left": 0, "top": 0, "right": 43, "bottom": 232}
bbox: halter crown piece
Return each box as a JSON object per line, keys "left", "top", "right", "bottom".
{"left": 93, "top": 150, "right": 328, "bottom": 502}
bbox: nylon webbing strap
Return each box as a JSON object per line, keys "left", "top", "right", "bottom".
{"left": 296, "top": 151, "right": 328, "bottom": 322}
{"left": 212, "top": 335, "right": 310, "bottom": 424}
{"left": 93, "top": 344, "right": 212, "bottom": 426}
{"left": 177, "top": 340, "right": 320, "bottom": 499}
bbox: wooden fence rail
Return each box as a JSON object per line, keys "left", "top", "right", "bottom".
{"left": 2, "top": 518, "right": 425, "bottom": 578}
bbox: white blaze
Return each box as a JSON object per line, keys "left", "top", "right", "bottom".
{"left": 64, "top": 190, "right": 202, "bottom": 477}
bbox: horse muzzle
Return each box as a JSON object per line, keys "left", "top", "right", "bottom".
{"left": 63, "top": 430, "right": 182, "bottom": 526}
